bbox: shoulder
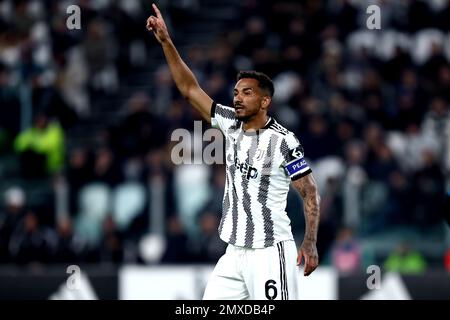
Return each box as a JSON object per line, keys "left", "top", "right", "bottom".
{"left": 211, "top": 102, "right": 241, "bottom": 133}
{"left": 266, "top": 120, "right": 304, "bottom": 160}
{"left": 266, "top": 119, "right": 299, "bottom": 145}
{"left": 267, "top": 118, "right": 290, "bottom": 136}
{"left": 212, "top": 102, "right": 235, "bottom": 120}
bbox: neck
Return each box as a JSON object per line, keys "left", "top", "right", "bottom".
{"left": 242, "top": 114, "right": 270, "bottom": 132}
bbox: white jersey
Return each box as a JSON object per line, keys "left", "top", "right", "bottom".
{"left": 211, "top": 102, "right": 312, "bottom": 249}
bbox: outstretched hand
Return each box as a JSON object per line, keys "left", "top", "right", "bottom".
{"left": 297, "top": 240, "right": 319, "bottom": 276}
{"left": 146, "top": 3, "right": 170, "bottom": 43}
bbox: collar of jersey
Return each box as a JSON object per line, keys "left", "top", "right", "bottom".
{"left": 240, "top": 117, "right": 274, "bottom": 136}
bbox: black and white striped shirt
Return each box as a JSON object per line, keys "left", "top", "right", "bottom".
{"left": 211, "top": 102, "right": 312, "bottom": 248}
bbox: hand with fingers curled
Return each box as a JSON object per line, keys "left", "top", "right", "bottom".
{"left": 146, "top": 3, "right": 170, "bottom": 44}
{"left": 297, "top": 239, "right": 319, "bottom": 276}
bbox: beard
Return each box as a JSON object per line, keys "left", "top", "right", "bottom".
{"left": 234, "top": 105, "right": 256, "bottom": 122}
{"left": 235, "top": 113, "right": 252, "bottom": 121}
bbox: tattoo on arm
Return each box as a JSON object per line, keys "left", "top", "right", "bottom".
{"left": 292, "top": 174, "right": 321, "bottom": 242}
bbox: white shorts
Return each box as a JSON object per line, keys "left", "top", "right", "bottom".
{"left": 203, "top": 240, "right": 299, "bottom": 300}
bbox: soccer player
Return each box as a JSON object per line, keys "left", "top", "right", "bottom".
{"left": 147, "top": 3, "right": 321, "bottom": 300}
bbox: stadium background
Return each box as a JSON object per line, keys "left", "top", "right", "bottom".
{"left": 0, "top": 0, "right": 449, "bottom": 299}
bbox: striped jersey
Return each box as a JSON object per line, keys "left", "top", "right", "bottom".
{"left": 211, "top": 102, "right": 312, "bottom": 249}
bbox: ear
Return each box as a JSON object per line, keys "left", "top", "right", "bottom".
{"left": 262, "top": 96, "right": 271, "bottom": 110}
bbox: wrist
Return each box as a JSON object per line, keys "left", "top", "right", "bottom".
{"left": 303, "top": 236, "right": 317, "bottom": 243}
{"left": 160, "top": 37, "right": 172, "bottom": 45}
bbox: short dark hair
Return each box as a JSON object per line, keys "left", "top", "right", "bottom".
{"left": 237, "top": 70, "right": 274, "bottom": 97}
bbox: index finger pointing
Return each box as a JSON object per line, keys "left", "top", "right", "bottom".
{"left": 152, "top": 3, "right": 162, "bottom": 18}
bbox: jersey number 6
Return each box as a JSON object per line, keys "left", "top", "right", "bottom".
{"left": 265, "top": 279, "right": 278, "bottom": 300}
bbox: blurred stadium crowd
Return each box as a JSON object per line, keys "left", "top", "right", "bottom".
{"left": 0, "top": 0, "right": 449, "bottom": 273}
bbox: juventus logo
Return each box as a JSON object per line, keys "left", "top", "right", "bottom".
{"left": 255, "top": 149, "right": 265, "bottom": 160}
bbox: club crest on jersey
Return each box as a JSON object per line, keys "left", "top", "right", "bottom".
{"left": 255, "top": 149, "right": 265, "bottom": 161}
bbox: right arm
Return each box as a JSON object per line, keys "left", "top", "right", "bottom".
{"left": 147, "top": 4, "right": 213, "bottom": 122}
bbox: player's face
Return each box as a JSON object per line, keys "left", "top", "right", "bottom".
{"left": 233, "top": 78, "right": 268, "bottom": 121}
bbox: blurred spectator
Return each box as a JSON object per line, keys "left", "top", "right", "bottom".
{"left": 165, "top": 98, "right": 196, "bottom": 133}
{"left": 421, "top": 97, "right": 450, "bottom": 172}
{"left": 435, "top": 65, "right": 450, "bottom": 101}
{"left": 411, "top": 149, "right": 446, "bottom": 227}
{"left": 192, "top": 211, "right": 226, "bottom": 263}
{"left": 111, "top": 92, "right": 168, "bottom": 159}
{"left": 58, "top": 47, "right": 90, "bottom": 117}
{"left": 0, "top": 187, "right": 26, "bottom": 262}
{"left": 8, "top": 210, "right": 58, "bottom": 264}
{"left": 329, "top": 0, "right": 358, "bottom": 40}
{"left": 367, "top": 142, "right": 398, "bottom": 181}
{"left": 235, "top": 16, "right": 268, "bottom": 58}
{"left": 381, "top": 46, "right": 413, "bottom": 84}
{"left": 14, "top": 112, "right": 65, "bottom": 178}
{"left": 0, "top": 63, "right": 21, "bottom": 149}
{"left": 204, "top": 72, "right": 230, "bottom": 104}
{"left": 331, "top": 227, "right": 362, "bottom": 275}
{"left": 400, "top": 124, "right": 439, "bottom": 172}
{"left": 316, "top": 176, "right": 342, "bottom": 262}
{"left": 82, "top": 19, "right": 118, "bottom": 95}
{"left": 384, "top": 170, "right": 413, "bottom": 226}
{"left": 151, "top": 65, "right": 178, "bottom": 116}
{"left": 167, "top": 0, "right": 199, "bottom": 31}
{"left": 103, "top": 0, "right": 146, "bottom": 75}
{"left": 54, "top": 216, "right": 87, "bottom": 263}
{"left": 384, "top": 242, "right": 427, "bottom": 274}
{"left": 421, "top": 42, "right": 448, "bottom": 85}
{"left": 328, "top": 92, "right": 364, "bottom": 128}
{"left": 393, "top": 69, "right": 425, "bottom": 130}
{"left": 30, "top": 70, "right": 79, "bottom": 129}
{"left": 436, "top": 1, "right": 450, "bottom": 31}
{"left": 301, "top": 114, "right": 338, "bottom": 160}
{"left": 342, "top": 139, "right": 367, "bottom": 230}
{"left": 66, "top": 147, "right": 93, "bottom": 216}
{"left": 92, "top": 147, "right": 123, "bottom": 186}
{"left": 11, "top": 0, "right": 36, "bottom": 37}
{"left": 161, "top": 215, "right": 191, "bottom": 263}
{"left": 50, "top": 12, "right": 80, "bottom": 58}
{"left": 406, "top": 0, "right": 432, "bottom": 33}
{"left": 206, "top": 38, "right": 237, "bottom": 80}
{"left": 97, "top": 215, "right": 124, "bottom": 264}
{"left": 202, "top": 165, "right": 226, "bottom": 215}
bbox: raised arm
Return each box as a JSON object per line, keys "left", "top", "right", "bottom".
{"left": 291, "top": 173, "right": 321, "bottom": 276}
{"left": 146, "top": 3, "right": 213, "bottom": 122}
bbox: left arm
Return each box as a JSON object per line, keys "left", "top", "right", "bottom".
{"left": 291, "top": 173, "right": 321, "bottom": 276}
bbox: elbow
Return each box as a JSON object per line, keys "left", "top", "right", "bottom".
{"left": 315, "top": 187, "right": 321, "bottom": 203}
{"left": 315, "top": 187, "right": 321, "bottom": 206}
{"left": 180, "top": 86, "right": 191, "bottom": 100}
{"left": 181, "top": 85, "right": 197, "bottom": 102}
{"left": 307, "top": 184, "right": 321, "bottom": 206}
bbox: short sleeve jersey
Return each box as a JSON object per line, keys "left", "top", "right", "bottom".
{"left": 211, "top": 102, "right": 312, "bottom": 248}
